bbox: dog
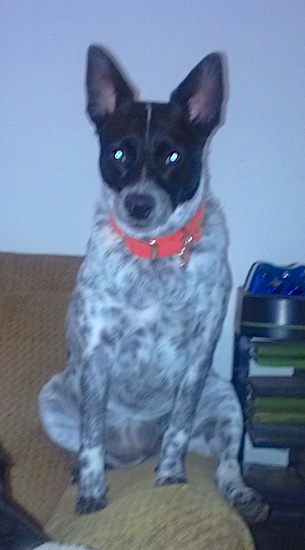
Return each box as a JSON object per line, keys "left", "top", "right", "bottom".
{"left": 39, "top": 45, "right": 269, "bottom": 525}
{"left": 0, "top": 446, "right": 91, "bottom": 550}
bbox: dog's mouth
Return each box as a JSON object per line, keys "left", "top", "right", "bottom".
{"left": 112, "top": 182, "right": 173, "bottom": 236}
{"left": 124, "top": 193, "right": 156, "bottom": 223}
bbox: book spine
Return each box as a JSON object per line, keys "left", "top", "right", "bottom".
{"left": 247, "top": 377, "right": 305, "bottom": 398}
{"left": 254, "top": 397, "right": 305, "bottom": 413}
{"left": 253, "top": 411, "right": 305, "bottom": 424}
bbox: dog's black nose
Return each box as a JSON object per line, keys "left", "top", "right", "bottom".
{"left": 124, "top": 193, "right": 155, "bottom": 220}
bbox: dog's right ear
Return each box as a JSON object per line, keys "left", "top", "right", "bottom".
{"left": 86, "top": 45, "right": 136, "bottom": 128}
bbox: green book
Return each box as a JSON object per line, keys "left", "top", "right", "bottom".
{"left": 256, "top": 344, "right": 305, "bottom": 369}
{"left": 254, "top": 397, "right": 305, "bottom": 413}
{"left": 257, "top": 344, "right": 305, "bottom": 358}
{"left": 253, "top": 411, "right": 305, "bottom": 424}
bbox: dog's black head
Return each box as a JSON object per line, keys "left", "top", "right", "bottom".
{"left": 86, "top": 46, "right": 224, "bottom": 237}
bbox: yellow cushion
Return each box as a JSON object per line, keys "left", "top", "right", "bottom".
{"left": 46, "top": 454, "right": 254, "bottom": 550}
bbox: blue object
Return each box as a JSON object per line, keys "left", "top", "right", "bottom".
{"left": 245, "top": 262, "right": 305, "bottom": 296}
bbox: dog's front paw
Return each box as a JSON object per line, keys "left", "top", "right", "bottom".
{"left": 231, "top": 487, "right": 269, "bottom": 525}
{"left": 36, "top": 544, "right": 94, "bottom": 550}
{"left": 156, "top": 451, "right": 187, "bottom": 487}
{"left": 75, "top": 493, "right": 108, "bottom": 515}
{"left": 156, "top": 473, "right": 187, "bottom": 486}
{"left": 156, "top": 461, "right": 187, "bottom": 486}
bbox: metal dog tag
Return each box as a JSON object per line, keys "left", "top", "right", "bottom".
{"left": 179, "top": 235, "right": 193, "bottom": 269}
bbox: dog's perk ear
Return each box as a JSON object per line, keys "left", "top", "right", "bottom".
{"left": 86, "top": 45, "right": 136, "bottom": 127}
{"left": 170, "top": 53, "right": 224, "bottom": 135}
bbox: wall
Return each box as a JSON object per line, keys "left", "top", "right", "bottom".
{"left": 1, "top": 1, "right": 305, "bottom": 463}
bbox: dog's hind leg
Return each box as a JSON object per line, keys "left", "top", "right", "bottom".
{"left": 189, "top": 371, "right": 269, "bottom": 525}
{"left": 39, "top": 371, "right": 81, "bottom": 454}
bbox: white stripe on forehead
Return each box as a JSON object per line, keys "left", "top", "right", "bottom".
{"left": 145, "top": 103, "right": 152, "bottom": 140}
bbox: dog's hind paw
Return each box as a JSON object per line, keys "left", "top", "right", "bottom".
{"left": 70, "top": 463, "right": 79, "bottom": 484}
{"left": 231, "top": 487, "right": 270, "bottom": 525}
{"left": 75, "top": 494, "right": 108, "bottom": 515}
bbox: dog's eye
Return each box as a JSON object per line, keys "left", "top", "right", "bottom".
{"left": 165, "top": 151, "right": 180, "bottom": 165}
{"left": 113, "top": 149, "right": 125, "bottom": 162}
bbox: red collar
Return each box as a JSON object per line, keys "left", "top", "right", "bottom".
{"left": 109, "top": 204, "right": 205, "bottom": 268}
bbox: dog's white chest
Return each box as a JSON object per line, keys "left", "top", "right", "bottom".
{"left": 65, "top": 196, "right": 231, "bottom": 417}
{"left": 72, "top": 256, "right": 201, "bottom": 413}
{"left": 110, "top": 304, "right": 189, "bottom": 412}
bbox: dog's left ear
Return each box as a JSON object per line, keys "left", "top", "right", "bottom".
{"left": 170, "top": 53, "right": 224, "bottom": 136}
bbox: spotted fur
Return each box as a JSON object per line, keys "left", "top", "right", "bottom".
{"left": 39, "top": 45, "right": 268, "bottom": 524}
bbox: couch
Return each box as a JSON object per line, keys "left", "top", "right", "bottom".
{"left": 0, "top": 252, "right": 255, "bottom": 549}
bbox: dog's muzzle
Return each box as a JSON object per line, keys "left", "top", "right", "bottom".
{"left": 124, "top": 193, "right": 155, "bottom": 220}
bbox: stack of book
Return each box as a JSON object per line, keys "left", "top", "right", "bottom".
{"left": 246, "top": 343, "right": 305, "bottom": 448}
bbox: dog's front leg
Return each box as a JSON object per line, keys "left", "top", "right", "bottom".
{"left": 76, "top": 352, "right": 109, "bottom": 515}
{"left": 156, "top": 359, "right": 210, "bottom": 486}
{"left": 156, "top": 289, "right": 228, "bottom": 487}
